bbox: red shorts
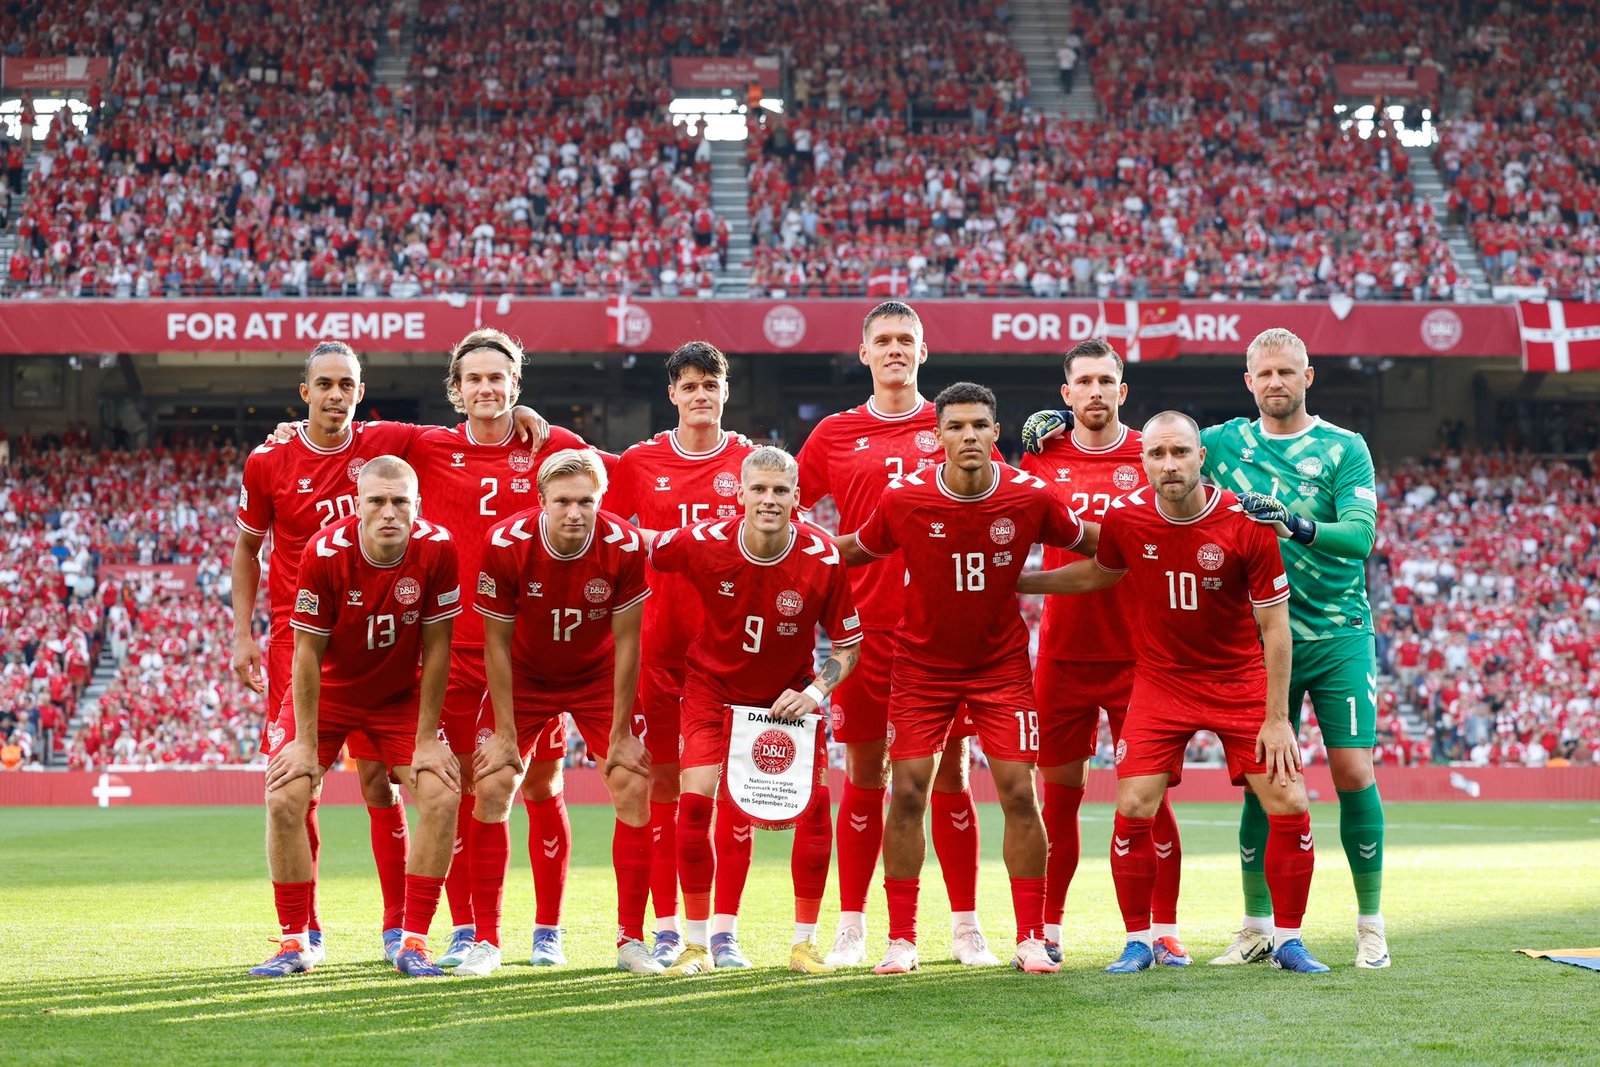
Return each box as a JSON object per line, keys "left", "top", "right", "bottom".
{"left": 638, "top": 662, "right": 684, "bottom": 764}
{"left": 264, "top": 691, "right": 419, "bottom": 771}
{"left": 1117, "top": 671, "right": 1270, "bottom": 786}
{"left": 440, "top": 647, "right": 489, "bottom": 754}
{"left": 1036, "top": 656, "right": 1135, "bottom": 766}
{"left": 888, "top": 657, "right": 1038, "bottom": 764}
{"left": 476, "top": 683, "right": 631, "bottom": 763}
{"left": 265, "top": 631, "right": 292, "bottom": 713}
{"left": 682, "top": 696, "right": 828, "bottom": 778}
{"left": 827, "top": 635, "right": 891, "bottom": 744}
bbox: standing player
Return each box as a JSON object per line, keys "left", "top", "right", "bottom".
{"left": 466, "top": 450, "right": 656, "bottom": 976}
{"left": 404, "top": 328, "right": 604, "bottom": 968}
{"left": 604, "top": 341, "right": 756, "bottom": 967}
{"left": 1201, "top": 329, "right": 1389, "bottom": 969}
{"left": 649, "top": 445, "right": 863, "bottom": 976}
{"left": 252, "top": 457, "right": 463, "bottom": 978}
{"left": 837, "top": 382, "right": 1090, "bottom": 976}
{"left": 1018, "top": 412, "right": 1330, "bottom": 975}
{"left": 1017, "top": 339, "right": 1187, "bottom": 965}
{"left": 797, "top": 301, "right": 1000, "bottom": 968}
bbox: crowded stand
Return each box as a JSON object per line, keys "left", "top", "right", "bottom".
{"left": 4, "top": 431, "right": 1597, "bottom": 770}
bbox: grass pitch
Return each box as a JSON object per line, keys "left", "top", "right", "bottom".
{"left": 2, "top": 801, "right": 1596, "bottom": 1066}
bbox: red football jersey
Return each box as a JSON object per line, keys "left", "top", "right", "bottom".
{"left": 650, "top": 519, "right": 863, "bottom": 707}
{"left": 287, "top": 515, "right": 463, "bottom": 708}
{"left": 410, "top": 421, "right": 594, "bottom": 648}
{"left": 855, "top": 462, "right": 1084, "bottom": 674}
{"left": 605, "top": 430, "right": 756, "bottom": 666}
{"left": 1094, "top": 484, "right": 1289, "bottom": 681}
{"left": 1020, "top": 425, "right": 1145, "bottom": 661}
{"left": 236, "top": 422, "right": 425, "bottom": 625}
{"left": 473, "top": 508, "right": 651, "bottom": 691}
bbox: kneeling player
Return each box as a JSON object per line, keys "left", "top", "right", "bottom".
{"left": 650, "top": 446, "right": 863, "bottom": 976}
{"left": 467, "top": 449, "right": 657, "bottom": 975}
{"left": 255, "top": 456, "right": 463, "bottom": 978}
{"left": 1019, "top": 413, "right": 1329, "bottom": 974}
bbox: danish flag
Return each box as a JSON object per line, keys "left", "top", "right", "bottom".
{"left": 1518, "top": 300, "right": 1600, "bottom": 372}
{"left": 1098, "top": 300, "right": 1180, "bottom": 362}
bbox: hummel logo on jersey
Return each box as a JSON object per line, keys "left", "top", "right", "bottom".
{"left": 929, "top": 522, "right": 946, "bottom": 538}
{"left": 654, "top": 476, "right": 671, "bottom": 491}
{"left": 1143, "top": 543, "right": 1159, "bottom": 559}
{"left": 1056, "top": 468, "right": 1070, "bottom": 481}
{"left": 297, "top": 477, "right": 313, "bottom": 493}
{"left": 854, "top": 436, "right": 870, "bottom": 450}
{"left": 346, "top": 590, "right": 363, "bottom": 606}
{"left": 1239, "top": 447, "right": 1255, "bottom": 462}
{"left": 451, "top": 452, "right": 465, "bottom": 467}
{"left": 718, "top": 580, "right": 736, "bottom": 597}
{"left": 527, "top": 582, "right": 543, "bottom": 597}
{"left": 1113, "top": 836, "right": 1131, "bottom": 857}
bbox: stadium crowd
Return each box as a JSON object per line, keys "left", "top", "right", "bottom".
{"left": 4, "top": 430, "right": 1597, "bottom": 771}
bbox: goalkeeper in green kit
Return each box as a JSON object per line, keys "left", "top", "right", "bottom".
{"left": 1200, "top": 328, "right": 1388, "bottom": 970}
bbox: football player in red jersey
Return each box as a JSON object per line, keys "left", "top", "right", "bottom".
{"left": 1017, "top": 338, "right": 1188, "bottom": 966}
{"left": 253, "top": 457, "right": 463, "bottom": 978}
{"left": 1018, "top": 412, "right": 1329, "bottom": 975}
{"left": 405, "top": 328, "right": 609, "bottom": 968}
{"left": 465, "top": 449, "right": 656, "bottom": 976}
{"left": 797, "top": 301, "right": 998, "bottom": 968}
{"left": 234, "top": 339, "right": 545, "bottom": 964}
{"left": 649, "top": 446, "right": 863, "bottom": 976}
{"left": 837, "top": 382, "right": 1091, "bottom": 976}
{"left": 604, "top": 342, "right": 756, "bottom": 966}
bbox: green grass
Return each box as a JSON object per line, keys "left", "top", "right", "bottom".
{"left": 2, "top": 802, "right": 1597, "bottom": 1066}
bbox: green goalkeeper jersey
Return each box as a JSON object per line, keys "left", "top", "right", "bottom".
{"left": 1200, "top": 416, "right": 1377, "bottom": 642}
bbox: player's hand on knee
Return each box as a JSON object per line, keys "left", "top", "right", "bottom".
{"left": 266, "top": 739, "right": 318, "bottom": 792}
{"left": 1021, "top": 408, "right": 1073, "bottom": 455}
{"left": 1256, "top": 718, "right": 1302, "bottom": 785}
{"left": 232, "top": 635, "right": 264, "bottom": 693}
{"left": 473, "top": 731, "right": 524, "bottom": 779}
{"left": 604, "top": 732, "right": 651, "bottom": 779}
{"left": 411, "top": 737, "right": 461, "bottom": 793}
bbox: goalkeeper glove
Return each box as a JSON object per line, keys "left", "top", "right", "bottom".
{"left": 1021, "top": 408, "right": 1073, "bottom": 455}
{"left": 1237, "top": 490, "right": 1316, "bottom": 545}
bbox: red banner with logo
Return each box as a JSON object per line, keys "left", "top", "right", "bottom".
{"left": 2, "top": 57, "right": 111, "bottom": 90}
{"left": 99, "top": 563, "right": 201, "bottom": 592}
{"left": 1333, "top": 64, "right": 1440, "bottom": 97}
{"left": 0, "top": 298, "right": 1523, "bottom": 357}
{"left": 669, "top": 56, "right": 781, "bottom": 91}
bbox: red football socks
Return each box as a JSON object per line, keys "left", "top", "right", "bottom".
{"left": 401, "top": 874, "right": 445, "bottom": 940}
{"left": 884, "top": 876, "right": 920, "bottom": 944}
{"left": 790, "top": 786, "right": 832, "bottom": 908}
{"left": 444, "top": 798, "right": 475, "bottom": 927}
{"left": 1010, "top": 875, "right": 1047, "bottom": 943}
{"left": 612, "top": 819, "right": 653, "bottom": 943}
{"left": 835, "top": 780, "right": 885, "bottom": 913}
{"left": 272, "top": 880, "right": 313, "bottom": 936}
{"left": 713, "top": 799, "right": 754, "bottom": 918}
{"left": 1109, "top": 812, "right": 1157, "bottom": 934}
{"left": 525, "top": 794, "right": 571, "bottom": 928}
{"left": 676, "top": 791, "right": 715, "bottom": 920}
{"left": 1266, "top": 811, "right": 1316, "bottom": 930}
{"left": 1151, "top": 795, "right": 1183, "bottom": 926}
{"left": 469, "top": 817, "right": 510, "bottom": 947}
{"left": 367, "top": 802, "right": 409, "bottom": 931}
{"left": 1041, "top": 781, "right": 1085, "bottom": 926}
{"left": 929, "top": 787, "right": 979, "bottom": 912}
{"left": 650, "top": 799, "right": 679, "bottom": 920}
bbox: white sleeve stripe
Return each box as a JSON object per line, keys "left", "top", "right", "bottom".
{"left": 236, "top": 518, "right": 267, "bottom": 536}
{"left": 613, "top": 589, "right": 651, "bottom": 613}
{"left": 831, "top": 632, "right": 866, "bottom": 648}
{"left": 1093, "top": 560, "right": 1127, "bottom": 574}
{"left": 1251, "top": 590, "right": 1292, "bottom": 607}
{"left": 854, "top": 538, "right": 889, "bottom": 559}
{"left": 421, "top": 607, "right": 464, "bottom": 624}
{"left": 289, "top": 620, "right": 332, "bottom": 635}
{"left": 473, "top": 605, "right": 518, "bottom": 622}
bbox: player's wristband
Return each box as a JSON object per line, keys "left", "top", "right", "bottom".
{"left": 1286, "top": 514, "right": 1317, "bottom": 545}
{"left": 802, "top": 684, "right": 826, "bottom": 706}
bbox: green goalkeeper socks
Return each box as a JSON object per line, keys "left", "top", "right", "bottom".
{"left": 1239, "top": 791, "right": 1273, "bottom": 919}
{"left": 1339, "top": 782, "right": 1385, "bottom": 914}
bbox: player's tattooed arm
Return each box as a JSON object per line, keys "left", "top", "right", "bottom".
{"left": 1016, "top": 558, "right": 1123, "bottom": 595}
{"left": 770, "top": 640, "right": 861, "bottom": 722}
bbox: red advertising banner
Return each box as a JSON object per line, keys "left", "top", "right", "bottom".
{"left": 1, "top": 56, "right": 112, "bottom": 90}
{"left": 99, "top": 563, "right": 201, "bottom": 592}
{"left": 1333, "top": 63, "right": 1441, "bottom": 97}
{"left": 2, "top": 765, "right": 1595, "bottom": 806}
{"left": 0, "top": 298, "right": 1523, "bottom": 358}
{"left": 669, "top": 56, "right": 781, "bottom": 91}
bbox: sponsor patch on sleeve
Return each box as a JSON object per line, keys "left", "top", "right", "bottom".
{"left": 1353, "top": 486, "right": 1377, "bottom": 504}
{"left": 238, "top": 485, "right": 248, "bottom": 510}
{"left": 438, "top": 586, "right": 461, "bottom": 607}
{"left": 476, "top": 573, "right": 497, "bottom": 598}
{"left": 295, "top": 589, "right": 319, "bottom": 615}
{"left": 842, "top": 612, "right": 861, "bottom": 631}
{"left": 1273, "top": 574, "right": 1289, "bottom": 590}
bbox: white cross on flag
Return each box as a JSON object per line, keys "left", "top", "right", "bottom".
{"left": 1098, "top": 300, "right": 1181, "bottom": 362}
{"left": 1518, "top": 300, "right": 1600, "bottom": 372}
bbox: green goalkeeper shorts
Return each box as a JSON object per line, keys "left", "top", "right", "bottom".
{"left": 1288, "top": 633, "right": 1378, "bottom": 749}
